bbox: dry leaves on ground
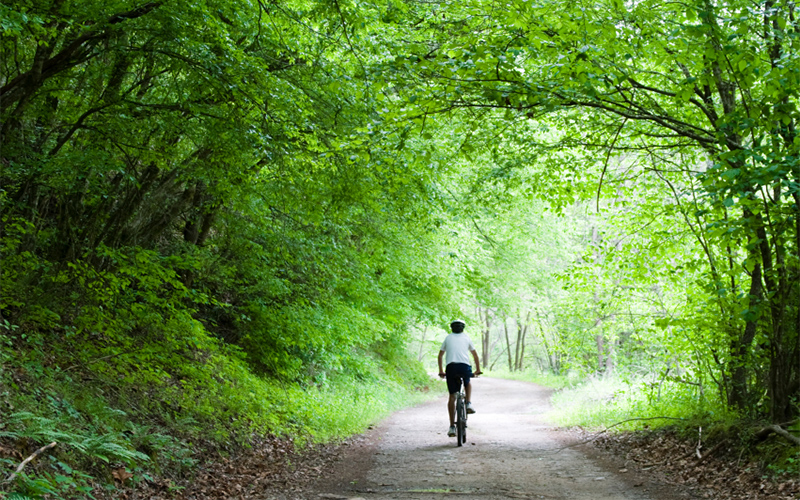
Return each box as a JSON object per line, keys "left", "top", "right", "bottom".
{"left": 586, "top": 429, "right": 799, "bottom": 500}
{"left": 91, "top": 435, "right": 355, "bottom": 500}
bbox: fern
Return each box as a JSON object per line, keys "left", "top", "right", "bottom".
{"left": 2, "top": 412, "right": 148, "bottom": 465}
{"left": 1, "top": 411, "right": 150, "bottom": 498}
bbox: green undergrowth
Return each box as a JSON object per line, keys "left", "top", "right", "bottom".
{"left": 0, "top": 326, "right": 432, "bottom": 499}
{"left": 543, "top": 374, "right": 799, "bottom": 478}
{"left": 547, "top": 375, "right": 733, "bottom": 430}
{"left": 474, "top": 369, "right": 736, "bottom": 432}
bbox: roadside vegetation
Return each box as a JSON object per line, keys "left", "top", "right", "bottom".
{"left": 471, "top": 367, "right": 800, "bottom": 499}
{"left": 1, "top": 324, "right": 433, "bottom": 498}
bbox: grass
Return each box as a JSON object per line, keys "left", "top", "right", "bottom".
{"left": 547, "top": 376, "right": 734, "bottom": 431}
{"left": 484, "top": 367, "right": 733, "bottom": 431}
{"left": 553, "top": 378, "right": 737, "bottom": 430}
{"left": 286, "top": 375, "right": 436, "bottom": 443}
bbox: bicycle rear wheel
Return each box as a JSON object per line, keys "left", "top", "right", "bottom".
{"left": 456, "top": 396, "right": 466, "bottom": 447}
{"left": 460, "top": 408, "right": 467, "bottom": 445}
{"left": 455, "top": 398, "right": 462, "bottom": 447}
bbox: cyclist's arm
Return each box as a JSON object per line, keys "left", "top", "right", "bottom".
{"left": 471, "top": 349, "right": 481, "bottom": 375}
{"left": 438, "top": 350, "right": 446, "bottom": 377}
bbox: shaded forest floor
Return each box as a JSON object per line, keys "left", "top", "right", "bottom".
{"left": 87, "top": 429, "right": 798, "bottom": 500}
{"left": 6, "top": 377, "right": 796, "bottom": 499}
{"left": 583, "top": 429, "right": 799, "bottom": 500}
{"left": 78, "top": 404, "right": 799, "bottom": 500}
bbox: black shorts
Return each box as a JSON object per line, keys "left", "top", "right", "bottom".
{"left": 445, "top": 363, "right": 473, "bottom": 394}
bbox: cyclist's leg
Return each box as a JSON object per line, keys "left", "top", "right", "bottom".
{"left": 461, "top": 367, "right": 472, "bottom": 403}
{"left": 462, "top": 368, "right": 476, "bottom": 413}
{"left": 447, "top": 393, "right": 456, "bottom": 425}
{"left": 444, "top": 364, "right": 463, "bottom": 426}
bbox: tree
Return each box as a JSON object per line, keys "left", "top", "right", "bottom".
{"left": 0, "top": 0, "right": 466, "bottom": 391}
{"left": 388, "top": 0, "right": 799, "bottom": 422}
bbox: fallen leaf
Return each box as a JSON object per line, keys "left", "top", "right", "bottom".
{"left": 111, "top": 468, "right": 133, "bottom": 482}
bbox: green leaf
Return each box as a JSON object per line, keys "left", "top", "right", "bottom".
{"left": 738, "top": 59, "right": 747, "bottom": 72}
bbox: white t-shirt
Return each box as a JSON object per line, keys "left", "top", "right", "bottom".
{"left": 440, "top": 333, "right": 476, "bottom": 366}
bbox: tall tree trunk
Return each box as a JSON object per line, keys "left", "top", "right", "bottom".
{"left": 503, "top": 312, "right": 513, "bottom": 371}
{"left": 513, "top": 315, "right": 522, "bottom": 371}
{"left": 517, "top": 310, "right": 531, "bottom": 371}
{"left": 605, "top": 337, "right": 615, "bottom": 376}
{"left": 535, "top": 309, "right": 556, "bottom": 374}
{"left": 595, "top": 333, "right": 605, "bottom": 377}
{"left": 417, "top": 325, "right": 428, "bottom": 362}
{"left": 729, "top": 248, "right": 762, "bottom": 410}
{"left": 477, "top": 307, "right": 492, "bottom": 369}
{"left": 482, "top": 308, "right": 492, "bottom": 369}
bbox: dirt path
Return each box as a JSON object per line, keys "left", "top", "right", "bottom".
{"left": 307, "top": 377, "right": 692, "bottom": 500}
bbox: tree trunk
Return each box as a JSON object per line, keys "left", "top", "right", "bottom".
{"left": 513, "top": 316, "right": 522, "bottom": 371}
{"left": 595, "top": 333, "right": 605, "bottom": 377}
{"left": 517, "top": 320, "right": 530, "bottom": 371}
{"left": 482, "top": 308, "right": 492, "bottom": 369}
{"left": 417, "top": 325, "right": 428, "bottom": 362}
{"left": 535, "top": 309, "right": 556, "bottom": 374}
{"left": 729, "top": 254, "right": 762, "bottom": 410}
{"left": 605, "top": 337, "right": 615, "bottom": 376}
{"left": 503, "top": 312, "right": 513, "bottom": 371}
{"left": 478, "top": 307, "right": 492, "bottom": 369}
{"left": 514, "top": 311, "right": 531, "bottom": 371}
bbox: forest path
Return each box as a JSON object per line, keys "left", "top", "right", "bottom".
{"left": 306, "top": 377, "right": 689, "bottom": 500}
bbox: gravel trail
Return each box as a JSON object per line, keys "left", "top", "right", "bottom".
{"left": 308, "top": 377, "right": 689, "bottom": 500}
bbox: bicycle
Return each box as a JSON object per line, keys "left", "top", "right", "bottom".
{"left": 448, "top": 370, "right": 480, "bottom": 447}
{"left": 438, "top": 368, "right": 480, "bottom": 447}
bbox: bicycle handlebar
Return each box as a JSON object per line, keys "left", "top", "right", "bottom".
{"left": 438, "top": 371, "right": 482, "bottom": 378}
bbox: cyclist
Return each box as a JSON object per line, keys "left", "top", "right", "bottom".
{"left": 438, "top": 319, "right": 482, "bottom": 437}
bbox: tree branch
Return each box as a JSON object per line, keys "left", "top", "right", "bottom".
{"left": 755, "top": 422, "right": 800, "bottom": 446}
{"left": 554, "top": 417, "right": 686, "bottom": 452}
{"left": 4, "top": 442, "right": 57, "bottom": 483}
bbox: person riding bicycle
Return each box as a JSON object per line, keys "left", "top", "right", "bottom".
{"left": 438, "top": 319, "right": 482, "bottom": 437}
